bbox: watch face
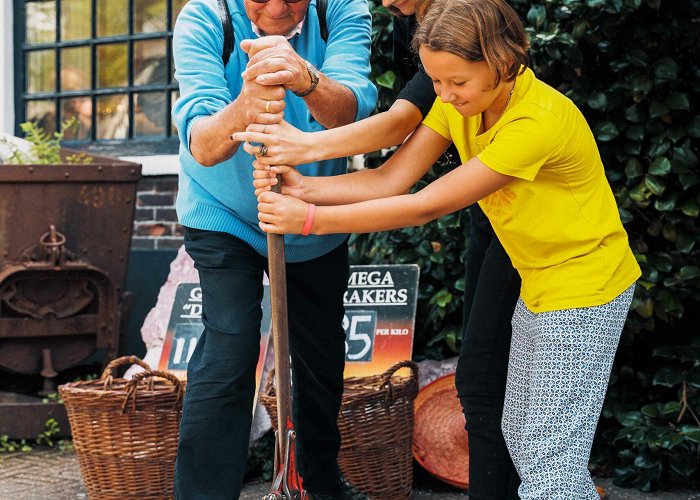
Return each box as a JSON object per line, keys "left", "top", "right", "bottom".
{"left": 294, "top": 61, "right": 320, "bottom": 97}
{"left": 308, "top": 62, "right": 320, "bottom": 82}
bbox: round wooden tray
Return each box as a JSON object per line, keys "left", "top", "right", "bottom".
{"left": 413, "top": 373, "right": 469, "bottom": 489}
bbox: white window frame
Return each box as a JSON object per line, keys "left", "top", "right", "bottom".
{"left": 1, "top": 1, "right": 15, "bottom": 136}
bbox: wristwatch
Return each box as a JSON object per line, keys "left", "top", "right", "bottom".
{"left": 293, "top": 61, "right": 320, "bottom": 97}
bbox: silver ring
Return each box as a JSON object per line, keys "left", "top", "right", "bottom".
{"left": 259, "top": 144, "right": 269, "bottom": 157}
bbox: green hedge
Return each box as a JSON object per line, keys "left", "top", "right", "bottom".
{"left": 350, "top": 0, "right": 700, "bottom": 490}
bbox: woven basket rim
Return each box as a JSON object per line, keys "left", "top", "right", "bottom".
{"left": 261, "top": 360, "right": 419, "bottom": 400}
{"left": 60, "top": 380, "right": 183, "bottom": 396}
{"left": 59, "top": 379, "right": 180, "bottom": 390}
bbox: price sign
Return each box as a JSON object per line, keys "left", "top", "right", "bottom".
{"left": 343, "top": 310, "right": 377, "bottom": 362}
{"left": 160, "top": 284, "right": 206, "bottom": 371}
{"left": 168, "top": 323, "right": 203, "bottom": 370}
{"left": 158, "top": 283, "right": 271, "bottom": 398}
{"left": 342, "top": 265, "right": 419, "bottom": 378}
{"left": 158, "top": 265, "right": 419, "bottom": 381}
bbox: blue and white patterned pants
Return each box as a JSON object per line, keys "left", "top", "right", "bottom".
{"left": 502, "top": 284, "right": 635, "bottom": 500}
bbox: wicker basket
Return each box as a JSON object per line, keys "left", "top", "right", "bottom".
{"left": 260, "top": 360, "right": 419, "bottom": 500}
{"left": 58, "top": 356, "right": 184, "bottom": 500}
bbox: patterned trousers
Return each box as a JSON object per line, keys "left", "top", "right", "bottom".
{"left": 502, "top": 284, "right": 635, "bottom": 499}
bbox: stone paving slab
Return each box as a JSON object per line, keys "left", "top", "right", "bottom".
{"left": 1, "top": 448, "right": 699, "bottom": 499}
{"left": 0, "top": 448, "right": 86, "bottom": 500}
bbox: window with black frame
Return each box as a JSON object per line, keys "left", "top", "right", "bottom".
{"left": 16, "top": 0, "right": 187, "bottom": 154}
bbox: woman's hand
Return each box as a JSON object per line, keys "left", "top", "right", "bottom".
{"left": 257, "top": 191, "right": 309, "bottom": 234}
{"left": 252, "top": 161, "right": 306, "bottom": 198}
{"left": 230, "top": 120, "right": 314, "bottom": 166}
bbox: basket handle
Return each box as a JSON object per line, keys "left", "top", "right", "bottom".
{"left": 101, "top": 355, "right": 152, "bottom": 389}
{"left": 121, "top": 370, "right": 185, "bottom": 413}
{"left": 380, "top": 360, "right": 419, "bottom": 386}
{"left": 264, "top": 367, "right": 276, "bottom": 396}
{"left": 379, "top": 360, "right": 419, "bottom": 405}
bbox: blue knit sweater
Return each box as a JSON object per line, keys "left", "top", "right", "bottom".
{"left": 172, "top": 0, "right": 377, "bottom": 262}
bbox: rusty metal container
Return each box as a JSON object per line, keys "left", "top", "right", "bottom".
{"left": 0, "top": 390, "right": 71, "bottom": 439}
{"left": 0, "top": 150, "right": 141, "bottom": 377}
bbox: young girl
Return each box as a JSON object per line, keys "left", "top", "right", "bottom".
{"left": 245, "top": 0, "right": 640, "bottom": 497}
{"left": 233, "top": 0, "right": 521, "bottom": 496}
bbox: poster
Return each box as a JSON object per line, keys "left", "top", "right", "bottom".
{"left": 342, "top": 264, "right": 419, "bottom": 378}
{"left": 157, "top": 282, "right": 272, "bottom": 407}
{"left": 157, "top": 264, "right": 419, "bottom": 384}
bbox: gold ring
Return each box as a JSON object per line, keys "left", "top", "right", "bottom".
{"left": 265, "top": 100, "right": 271, "bottom": 113}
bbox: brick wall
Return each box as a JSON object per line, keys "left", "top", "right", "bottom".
{"left": 132, "top": 175, "right": 184, "bottom": 250}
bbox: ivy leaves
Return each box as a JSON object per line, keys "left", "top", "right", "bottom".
{"left": 512, "top": 0, "right": 700, "bottom": 337}
{"left": 612, "top": 339, "right": 700, "bottom": 489}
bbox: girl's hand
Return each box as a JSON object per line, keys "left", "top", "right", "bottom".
{"left": 257, "top": 191, "right": 309, "bottom": 234}
{"left": 230, "top": 120, "right": 314, "bottom": 166}
{"left": 252, "top": 161, "right": 306, "bottom": 198}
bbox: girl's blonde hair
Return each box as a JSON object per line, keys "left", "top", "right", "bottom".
{"left": 412, "top": 0, "right": 530, "bottom": 86}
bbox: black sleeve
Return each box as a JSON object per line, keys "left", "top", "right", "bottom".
{"left": 396, "top": 67, "right": 436, "bottom": 118}
{"left": 392, "top": 17, "right": 417, "bottom": 85}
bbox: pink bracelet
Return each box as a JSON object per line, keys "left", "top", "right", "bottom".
{"left": 301, "top": 203, "right": 316, "bottom": 236}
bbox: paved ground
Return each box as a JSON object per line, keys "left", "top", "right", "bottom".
{"left": 1, "top": 447, "right": 699, "bottom": 499}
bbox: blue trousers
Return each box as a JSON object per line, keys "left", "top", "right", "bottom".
{"left": 174, "top": 228, "right": 349, "bottom": 499}
{"left": 455, "top": 204, "right": 521, "bottom": 499}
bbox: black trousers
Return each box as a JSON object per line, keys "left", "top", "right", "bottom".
{"left": 455, "top": 204, "right": 522, "bottom": 499}
{"left": 174, "top": 228, "right": 349, "bottom": 499}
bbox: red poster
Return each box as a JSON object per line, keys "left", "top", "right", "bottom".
{"left": 342, "top": 265, "right": 419, "bottom": 378}
{"left": 157, "top": 283, "right": 271, "bottom": 409}
{"left": 157, "top": 265, "right": 419, "bottom": 394}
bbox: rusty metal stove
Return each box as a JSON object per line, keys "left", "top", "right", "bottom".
{"left": 0, "top": 224, "right": 118, "bottom": 378}
{"left": 0, "top": 153, "right": 141, "bottom": 437}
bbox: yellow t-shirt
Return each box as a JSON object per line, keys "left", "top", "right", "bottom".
{"left": 423, "top": 67, "right": 640, "bottom": 312}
